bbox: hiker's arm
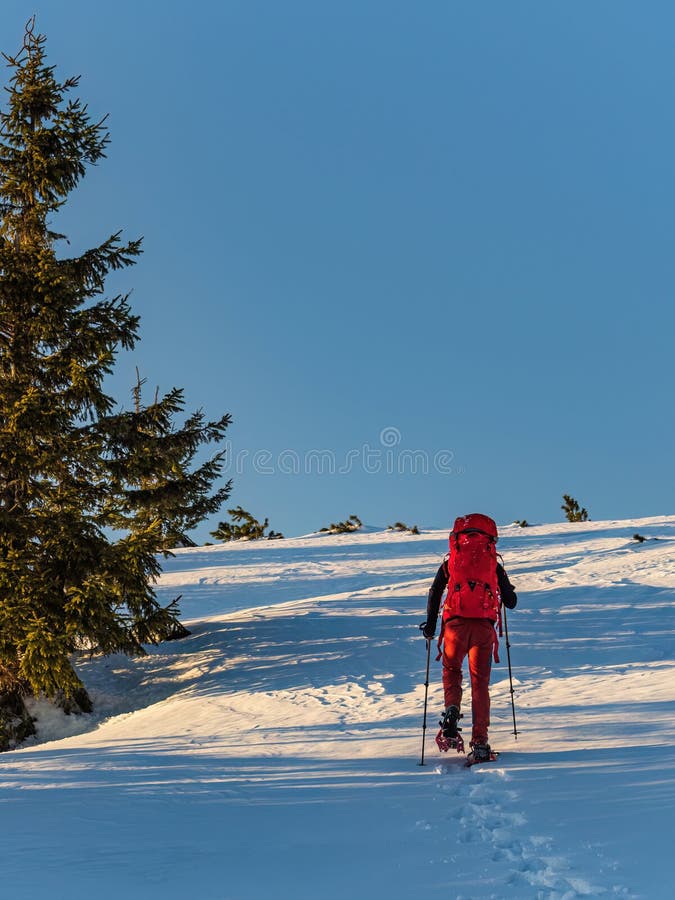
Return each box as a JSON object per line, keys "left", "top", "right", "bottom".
{"left": 425, "top": 561, "right": 449, "bottom": 636}
{"left": 497, "top": 564, "right": 517, "bottom": 609}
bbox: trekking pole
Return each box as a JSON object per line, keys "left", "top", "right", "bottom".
{"left": 502, "top": 604, "right": 519, "bottom": 739}
{"left": 418, "top": 625, "right": 432, "bottom": 765}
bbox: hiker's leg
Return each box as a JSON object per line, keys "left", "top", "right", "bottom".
{"left": 467, "top": 620, "right": 495, "bottom": 744}
{"left": 442, "top": 620, "right": 470, "bottom": 710}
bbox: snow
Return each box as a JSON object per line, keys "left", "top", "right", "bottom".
{"left": 2, "top": 516, "right": 674, "bottom": 898}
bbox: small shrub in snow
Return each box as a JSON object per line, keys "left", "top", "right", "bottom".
{"left": 319, "top": 515, "right": 362, "bottom": 534}
{"left": 387, "top": 522, "right": 420, "bottom": 534}
{"left": 211, "top": 507, "right": 282, "bottom": 541}
{"left": 561, "top": 495, "right": 589, "bottom": 523}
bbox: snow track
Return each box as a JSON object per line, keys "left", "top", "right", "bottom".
{"left": 430, "top": 762, "right": 621, "bottom": 898}
{"left": 0, "top": 517, "right": 673, "bottom": 898}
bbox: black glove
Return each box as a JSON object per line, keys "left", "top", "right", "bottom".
{"left": 419, "top": 621, "right": 435, "bottom": 640}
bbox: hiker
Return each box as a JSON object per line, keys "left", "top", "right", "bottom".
{"left": 421, "top": 513, "right": 517, "bottom": 763}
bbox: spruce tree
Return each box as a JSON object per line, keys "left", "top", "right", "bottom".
{"left": 118, "top": 370, "right": 232, "bottom": 555}
{"left": 0, "top": 22, "right": 231, "bottom": 747}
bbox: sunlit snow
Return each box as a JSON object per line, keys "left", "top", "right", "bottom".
{"left": 2, "top": 516, "right": 674, "bottom": 898}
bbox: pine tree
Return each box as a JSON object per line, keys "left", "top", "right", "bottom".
{"left": 0, "top": 22, "right": 231, "bottom": 747}
{"left": 117, "top": 370, "right": 232, "bottom": 555}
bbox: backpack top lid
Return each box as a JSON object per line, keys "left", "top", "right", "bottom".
{"left": 451, "top": 513, "right": 498, "bottom": 541}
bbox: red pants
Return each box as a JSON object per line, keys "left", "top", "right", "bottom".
{"left": 441, "top": 617, "right": 495, "bottom": 744}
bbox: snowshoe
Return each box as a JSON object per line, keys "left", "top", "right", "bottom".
{"left": 435, "top": 706, "right": 465, "bottom": 753}
{"left": 435, "top": 729, "right": 465, "bottom": 753}
{"left": 465, "top": 743, "right": 499, "bottom": 767}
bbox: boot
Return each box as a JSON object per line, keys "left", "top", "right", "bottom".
{"left": 470, "top": 742, "right": 492, "bottom": 763}
{"left": 440, "top": 705, "right": 461, "bottom": 739}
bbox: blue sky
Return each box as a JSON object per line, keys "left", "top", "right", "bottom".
{"left": 2, "top": 1, "right": 674, "bottom": 539}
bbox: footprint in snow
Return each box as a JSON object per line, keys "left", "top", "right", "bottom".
{"left": 436, "top": 764, "right": 606, "bottom": 897}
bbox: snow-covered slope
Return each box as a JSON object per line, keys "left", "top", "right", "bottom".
{"left": 2, "top": 517, "right": 674, "bottom": 899}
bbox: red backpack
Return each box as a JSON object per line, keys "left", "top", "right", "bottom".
{"left": 443, "top": 513, "right": 500, "bottom": 622}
